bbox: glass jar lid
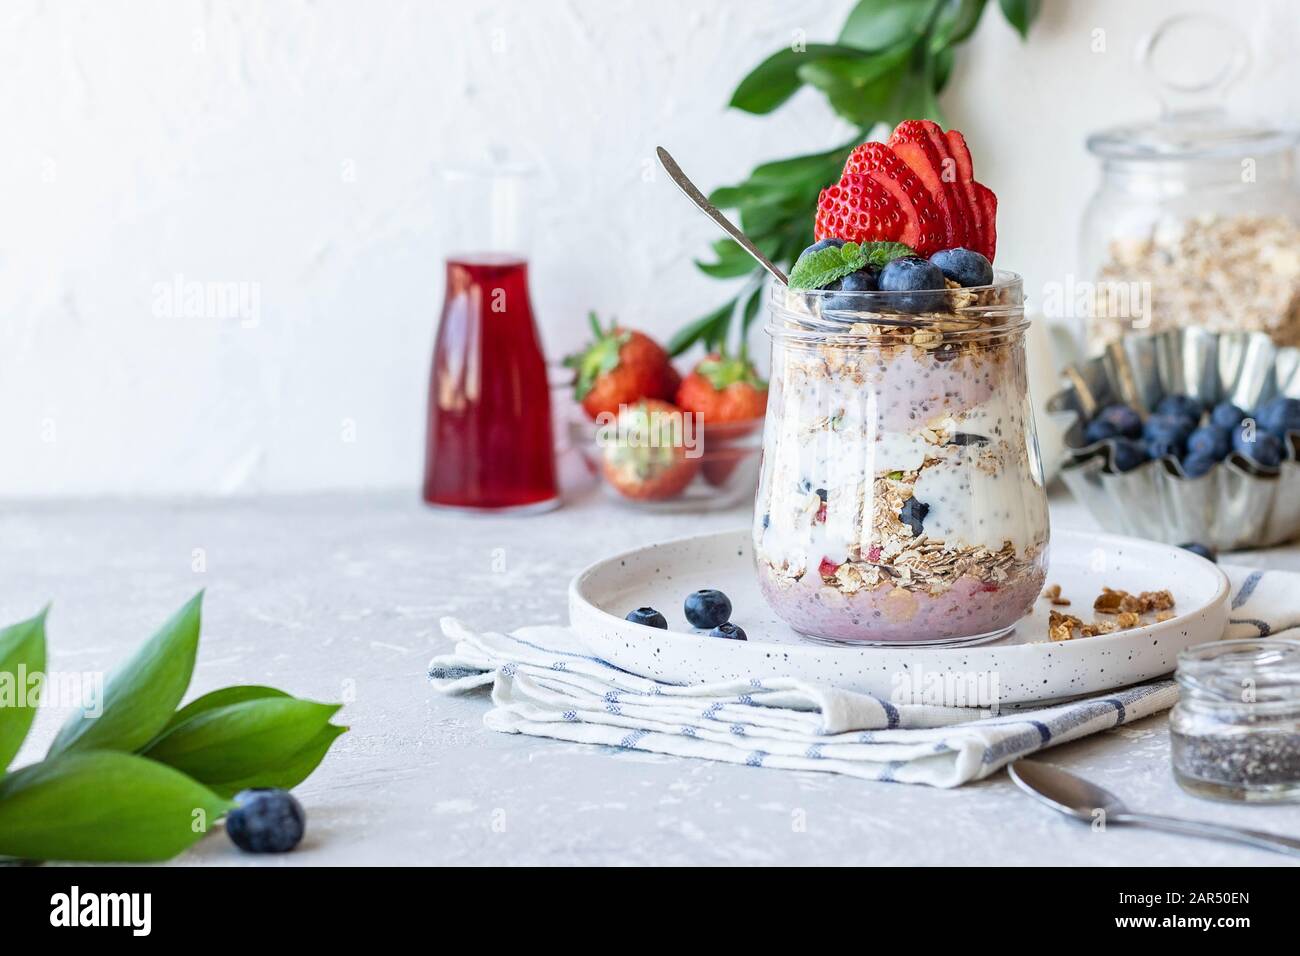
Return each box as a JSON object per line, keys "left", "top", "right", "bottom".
{"left": 1086, "top": 14, "right": 1300, "bottom": 162}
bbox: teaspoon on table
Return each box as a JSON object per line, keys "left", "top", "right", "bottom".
{"left": 1009, "top": 759, "right": 1300, "bottom": 858}
{"left": 655, "top": 146, "right": 789, "bottom": 287}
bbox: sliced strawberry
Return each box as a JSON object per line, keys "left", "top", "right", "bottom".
{"left": 843, "top": 142, "right": 945, "bottom": 256}
{"left": 814, "top": 173, "right": 907, "bottom": 245}
{"left": 888, "top": 121, "right": 963, "bottom": 249}
{"left": 915, "top": 120, "right": 973, "bottom": 249}
{"left": 945, "top": 129, "right": 974, "bottom": 181}
{"left": 973, "top": 182, "right": 998, "bottom": 262}
{"left": 943, "top": 129, "right": 992, "bottom": 260}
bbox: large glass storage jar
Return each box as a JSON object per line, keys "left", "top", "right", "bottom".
{"left": 753, "top": 273, "right": 1049, "bottom": 645}
{"left": 1080, "top": 15, "right": 1300, "bottom": 353}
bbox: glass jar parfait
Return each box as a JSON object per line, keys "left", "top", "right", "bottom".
{"left": 1171, "top": 639, "right": 1300, "bottom": 803}
{"left": 753, "top": 273, "right": 1049, "bottom": 645}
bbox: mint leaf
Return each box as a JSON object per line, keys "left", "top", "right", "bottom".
{"left": 48, "top": 592, "right": 203, "bottom": 758}
{"left": 789, "top": 240, "right": 915, "bottom": 290}
{"left": 0, "top": 609, "right": 47, "bottom": 773}
{"left": 861, "top": 241, "right": 915, "bottom": 267}
{"left": 0, "top": 751, "right": 231, "bottom": 862}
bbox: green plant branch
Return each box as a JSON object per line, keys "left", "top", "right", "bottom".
{"left": 684, "top": 0, "right": 1038, "bottom": 355}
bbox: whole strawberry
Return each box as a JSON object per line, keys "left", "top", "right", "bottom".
{"left": 564, "top": 313, "right": 677, "bottom": 420}
{"left": 676, "top": 353, "right": 767, "bottom": 424}
{"left": 600, "top": 398, "right": 700, "bottom": 500}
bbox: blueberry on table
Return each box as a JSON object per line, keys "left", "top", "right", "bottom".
{"left": 1179, "top": 542, "right": 1217, "bottom": 562}
{"left": 1180, "top": 454, "right": 1216, "bottom": 479}
{"left": 878, "top": 256, "right": 946, "bottom": 313}
{"left": 1108, "top": 438, "right": 1148, "bottom": 472}
{"left": 1083, "top": 418, "right": 1119, "bottom": 444}
{"left": 1210, "top": 401, "right": 1247, "bottom": 430}
{"left": 226, "top": 788, "right": 305, "bottom": 854}
{"left": 898, "top": 496, "right": 929, "bottom": 535}
{"left": 1094, "top": 403, "right": 1143, "bottom": 440}
{"left": 1187, "top": 425, "right": 1231, "bottom": 461}
{"left": 684, "top": 589, "right": 732, "bottom": 629}
{"left": 1155, "top": 394, "right": 1204, "bottom": 423}
{"left": 1233, "top": 429, "right": 1283, "bottom": 468}
{"left": 1256, "top": 396, "right": 1300, "bottom": 439}
{"left": 928, "top": 247, "right": 994, "bottom": 288}
{"left": 709, "top": 622, "right": 747, "bottom": 641}
{"left": 625, "top": 607, "right": 668, "bottom": 629}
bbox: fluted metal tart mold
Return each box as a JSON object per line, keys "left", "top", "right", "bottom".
{"left": 1046, "top": 328, "right": 1300, "bottom": 550}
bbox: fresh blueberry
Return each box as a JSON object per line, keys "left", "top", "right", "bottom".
{"left": 878, "top": 256, "right": 946, "bottom": 313}
{"left": 1155, "top": 394, "right": 1204, "bottom": 423}
{"left": 1209, "top": 401, "right": 1247, "bottom": 430}
{"left": 1186, "top": 425, "right": 1231, "bottom": 461}
{"left": 899, "top": 496, "right": 929, "bottom": 535}
{"left": 803, "top": 238, "right": 844, "bottom": 256}
{"left": 1108, "top": 438, "right": 1148, "bottom": 472}
{"left": 1094, "top": 403, "right": 1143, "bottom": 440}
{"left": 684, "top": 589, "right": 732, "bottom": 629}
{"left": 709, "top": 622, "right": 747, "bottom": 641}
{"left": 928, "top": 247, "right": 994, "bottom": 288}
{"left": 1232, "top": 427, "right": 1283, "bottom": 468}
{"left": 1143, "top": 413, "right": 1195, "bottom": 458}
{"left": 822, "top": 267, "right": 880, "bottom": 311}
{"left": 1180, "top": 454, "right": 1216, "bottom": 478}
{"left": 1179, "top": 542, "right": 1217, "bottom": 562}
{"left": 625, "top": 607, "right": 667, "bottom": 629}
{"left": 226, "top": 788, "right": 305, "bottom": 854}
{"left": 1083, "top": 418, "right": 1119, "bottom": 444}
{"left": 1256, "top": 396, "right": 1300, "bottom": 439}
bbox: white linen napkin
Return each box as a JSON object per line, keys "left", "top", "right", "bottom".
{"left": 428, "top": 566, "right": 1295, "bottom": 788}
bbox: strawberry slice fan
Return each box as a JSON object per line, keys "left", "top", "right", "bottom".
{"left": 815, "top": 120, "right": 997, "bottom": 262}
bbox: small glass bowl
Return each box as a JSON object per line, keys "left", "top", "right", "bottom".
{"left": 568, "top": 409, "right": 762, "bottom": 513}
{"left": 1171, "top": 638, "right": 1300, "bottom": 803}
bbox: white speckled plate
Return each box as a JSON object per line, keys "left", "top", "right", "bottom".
{"left": 568, "top": 528, "right": 1229, "bottom": 705}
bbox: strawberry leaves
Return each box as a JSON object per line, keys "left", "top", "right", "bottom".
{"left": 563, "top": 312, "right": 628, "bottom": 400}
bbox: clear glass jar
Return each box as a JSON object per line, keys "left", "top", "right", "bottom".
{"left": 752, "top": 273, "right": 1050, "bottom": 645}
{"left": 1171, "top": 639, "right": 1300, "bottom": 803}
{"left": 1079, "top": 15, "right": 1300, "bottom": 353}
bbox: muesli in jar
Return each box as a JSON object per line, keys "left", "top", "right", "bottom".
{"left": 751, "top": 121, "right": 1050, "bottom": 645}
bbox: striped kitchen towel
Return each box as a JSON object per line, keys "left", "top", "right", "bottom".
{"left": 428, "top": 565, "right": 1292, "bottom": 788}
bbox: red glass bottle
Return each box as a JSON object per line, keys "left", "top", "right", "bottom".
{"left": 423, "top": 253, "right": 558, "bottom": 511}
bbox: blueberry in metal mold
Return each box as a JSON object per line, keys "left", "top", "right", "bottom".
{"left": 1108, "top": 438, "right": 1148, "bottom": 473}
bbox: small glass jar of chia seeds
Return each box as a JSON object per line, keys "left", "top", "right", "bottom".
{"left": 1171, "top": 639, "right": 1300, "bottom": 803}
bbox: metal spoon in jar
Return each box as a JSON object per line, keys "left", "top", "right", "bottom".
{"left": 655, "top": 146, "right": 788, "bottom": 287}
{"left": 1009, "top": 760, "right": 1300, "bottom": 858}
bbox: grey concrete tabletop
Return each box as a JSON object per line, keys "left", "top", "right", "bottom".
{"left": 4, "top": 486, "right": 1299, "bottom": 866}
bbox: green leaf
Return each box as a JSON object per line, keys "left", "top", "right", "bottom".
{"left": 837, "top": 0, "right": 935, "bottom": 50}
{"left": 729, "top": 43, "right": 867, "bottom": 114}
{"left": 0, "top": 751, "right": 231, "bottom": 862}
{"left": 48, "top": 592, "right": 203, "bottom": 758}
{"left": 932, "top": 0, "right": 989, "bottom": 50}
{"left": 156, "top": 684, "right": 289, "bottom": 739}
{"left": 695, "top": 238, "right": 763, "bottom": 279}
{"left": 141, "top": 697, "right": 341, "bottom": 785}
{"left": 796, "top": 44, "right": 915, "bottom": 126}
{"left": 788, "top": 240, "right": 916, "bottom": 290}
{"left": 998, "top": 0, "right": 1040, "bottom": 39}
{"left": 208, "top": 723, "right": 347, "bottom": 798}
{"left": 668, "top": 299, "right": 735, "bottom": 358}
{"left": 0, "top": 609, "right": 47, "bottom": 773}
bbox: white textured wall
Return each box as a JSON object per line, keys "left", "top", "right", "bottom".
{"left": 3, "top": 0, "right": 1299, "bottom": 496}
